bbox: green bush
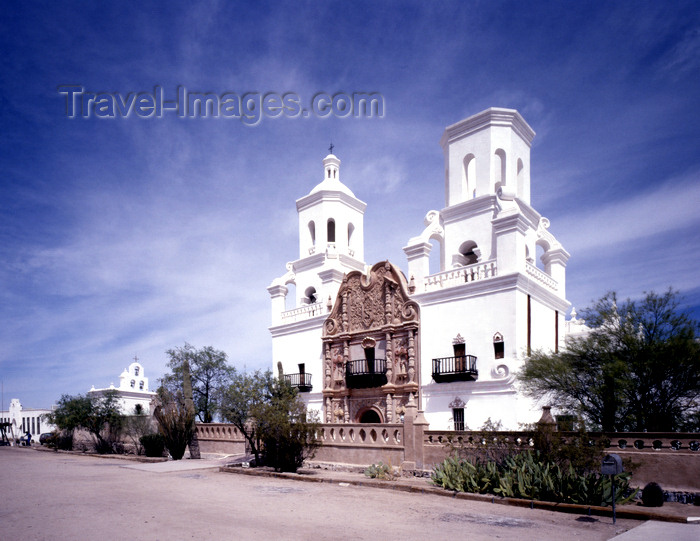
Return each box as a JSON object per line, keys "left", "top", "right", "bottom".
{"left": 52, "top": 431, "right": 73, "bottom": 451}
{"left": 140, "top": 433, "right": 166, "bottom": 457}
{"left": 364, "top": 461, "right": 397, "bottom": 480}
{"left": 431, "top": 451, "right": 637, "bottom": 506}
{"left": 641, "top": 482, "right": 664, "bottom": 507}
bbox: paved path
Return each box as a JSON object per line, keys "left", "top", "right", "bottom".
{"left": 1, "top": 447, "right": 697, "bottom": 540}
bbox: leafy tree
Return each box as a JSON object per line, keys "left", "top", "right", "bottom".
{"left": 259, "top": 377, "right": 320, "bottom": 472}
{"left": 218, "top": 369, "right": 271, "bottom": 465}
{"left": 45, "top": 390, "right": 125, "bottom": 453}
{"left": 124, "top": 405, "right": 155, "bottom": 456}
{"left": 162, "top": 343, "right": 233, "bottom": 423}
{"left": 219, "top": 369, "right": 319, "bottom": 472}
{"left": 519, "top": 290, "right": 700, "bottom": 432}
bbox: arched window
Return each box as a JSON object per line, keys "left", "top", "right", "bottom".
{"left": 516, "top": 158, "right": 524, "bottom": 198}
{"left": 347, "top": 223, "right": 355, "bottom": 247}
{"left": 327, "top": 219, "right": 336, "bottom": 243}
{"left": 134, "top": 366, "right": 139, "bottom": 376}
{"left": 304, "top": 286, "right": 317, "bottom": 304}
{"left": 130, "top": 380, "right": 135, "bottom": 388}
{"left": 494, "top": 149, "right": 506, "bottom": 191}
{"left": 536, "top": 241, "right": 549, "bottom": 273}
{"left": 308, "top": 221, "right": 316, "bottom": 246}
{"left": 462, "top": 154, "right": 476, "bottom": 200}
{"left": 139, "top": 381, "right": 144, "bottom": 390}
{"left": 453, "top": 240, "right": 478, "bottom": 267}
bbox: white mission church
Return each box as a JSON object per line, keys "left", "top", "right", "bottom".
{"left": 268, "top": 107, "right": 576, "bottom": 431}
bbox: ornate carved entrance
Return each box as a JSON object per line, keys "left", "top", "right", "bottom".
{"left": 322, "top": 261, "right": 420, "bottom": 424}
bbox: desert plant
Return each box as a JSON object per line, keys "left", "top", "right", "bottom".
{"left": 641, "top": 482, "right": 664, "bottom": 507}
{"left": 153, "top": 387, "right": 194, "bottom": 460}
{"left": 364, "top": 461, "right": 398, "bottom": 480}
{"left": 140, "top": 433, "right": 166, "bottom": 457}
{"left": 431, "top": 451, "right": 637, "bottom": 506}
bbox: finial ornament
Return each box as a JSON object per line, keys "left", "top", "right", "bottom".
{"left": 133, "top": 355, "right": 139, "bottom": 362}
{"left": 329, "top": 142, "right": 334, "bottom": 154}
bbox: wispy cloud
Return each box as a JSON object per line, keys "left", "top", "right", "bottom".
{"left": 555, "top": 169, "right": 700, "bottom": 254}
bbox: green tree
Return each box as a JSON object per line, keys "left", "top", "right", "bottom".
{"left": 124, "top": 405, "right": 155, "bottom": 456}
{"left": 519, "top": 290, "right": 700, "bottom": 432}
{"left": 259, "top": 377, "right": 320, "bottom": 472}
{"left": 162, "top": 343, "right": 233, "bottom": 423}
{"left": 219, "top": 369, "right": 319, "bottom": 472}
{"left": 45, "top": 390, "right": 125, "bottom": 453}
{"left": 218, "top": 369, "right": 271, "bottom": 465}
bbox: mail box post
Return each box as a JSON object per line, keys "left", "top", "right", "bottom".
{"left": 601, "top": 454, "right": 623, "bottom": 523}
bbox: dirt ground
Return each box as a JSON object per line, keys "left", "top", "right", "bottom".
{"left": 0, "top": 447, "right": 694, "bottom": 540}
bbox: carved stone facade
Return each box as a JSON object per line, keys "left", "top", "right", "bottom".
{"left": 322, "top": 261, "right": 420, "bottom": 423}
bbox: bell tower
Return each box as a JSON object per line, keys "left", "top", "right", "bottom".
{"left": 268, "top": 149, "right": 367, "bottom": 325}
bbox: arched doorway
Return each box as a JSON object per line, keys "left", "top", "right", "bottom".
{"left": 358, "top": 409, "right": 382, "bottom": 423}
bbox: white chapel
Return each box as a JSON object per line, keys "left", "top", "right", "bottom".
{"left": 268, "top": 108, "right": 570, "bottom": 431}
{"left": 88, "top": 360, "right": 156, "bottom": 415}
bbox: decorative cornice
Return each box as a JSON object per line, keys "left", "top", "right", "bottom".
{"left": 296, "top": 190, "right": 367, "bottom": 214}
{"left": 439, "top": 108, "right": 536, "bottom": 150}
{"left": 492, "top": 212, "right": 530, "bottom": 235}
{"left": 269, "top": 314, "right": 326, "bottom": 337}
{"left": 441, "top": 195, "right": 498, "bottom": 223}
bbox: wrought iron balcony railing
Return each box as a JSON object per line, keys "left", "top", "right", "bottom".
{"left": 345, "top": 359, "right": 387, "bottom": 389}
{"left": 284, "top": 373, "right": 313, "bottom": 392}
{"left": 432, "top": 355, "right": 478, "bottom": 383}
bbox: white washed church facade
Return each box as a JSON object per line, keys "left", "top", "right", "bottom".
{"left": 268, "top": 108, "right": 570, "bottom": 431}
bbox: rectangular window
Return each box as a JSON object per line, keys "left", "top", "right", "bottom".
{"left": 453, "top": 408, "right": 465, "bottom": 431}
{"left": 32, "top": 417, "right": 36, "bottom": 434}
{"left": 494, "top": 341, "right": 504, "bottom": 359}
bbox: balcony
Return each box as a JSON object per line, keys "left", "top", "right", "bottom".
{"left": 284, "top": 373, "right": 313, "bottom": 392}
{"left": 345, "top": 359, "right": 387, "bottom": 389}
{"left": 432, "top": 355, "right": 478, "bottom": 383}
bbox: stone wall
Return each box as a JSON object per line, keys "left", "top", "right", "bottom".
{"left": 313, "top": 423, "right": 405, "bottom": 466}
{"left": 194, "top": 421, "right": 700, "bottom": 491}
{"left": 195, "top": 423, "right": 247, "bottom": 455}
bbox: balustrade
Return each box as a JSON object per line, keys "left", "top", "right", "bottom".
{"left": 424, "top": 260, "right": 497, "bottom": 292}
{"left": 280, "top": 301, "right": 325, "bottom": 322}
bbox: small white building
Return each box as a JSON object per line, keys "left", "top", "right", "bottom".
{"left": 88, "top": 360, "right": 156, "bottom": 415}
{"left": 0, "top": 398, "right": 56, "bottom": 442}
{"left": 268, "top": 108, "right": 574, "bottom": 431}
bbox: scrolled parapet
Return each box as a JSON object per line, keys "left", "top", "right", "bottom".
{"left": 536, "top": 216, "right": 563, "bottom": 251}
{"left": 322, "top": 261, "right": 420, "bottom": 337}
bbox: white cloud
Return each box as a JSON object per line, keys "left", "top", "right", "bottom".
{"left": 554, "top": 169, "right": 700, "bottom": 254}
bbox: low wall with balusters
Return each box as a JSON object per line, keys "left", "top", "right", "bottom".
{"left": 195, "top": 423, "right": 247, "bottom": 455}
{"left": 422, "top": 430, "right": 700, "bottom": 490}
{"left": 313, "top": 423, "right": 405, "bottom": 466}
{"left": 194, "top": 422, "right": 699, "bottom": 490}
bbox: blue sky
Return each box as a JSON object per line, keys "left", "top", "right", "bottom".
{"left": 2, "top": 1, "right": 699, "bottom": 409}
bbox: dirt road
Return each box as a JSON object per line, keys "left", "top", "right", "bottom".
{"left": 0, "top": 447, "right": 656, "bottom": 540}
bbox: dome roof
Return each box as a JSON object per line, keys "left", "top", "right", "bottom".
{"left": 308, "top": 153, "right": 356, "bottom": 197}
{"left": 309, "top": 177, "right": 356, "bottom": 197}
